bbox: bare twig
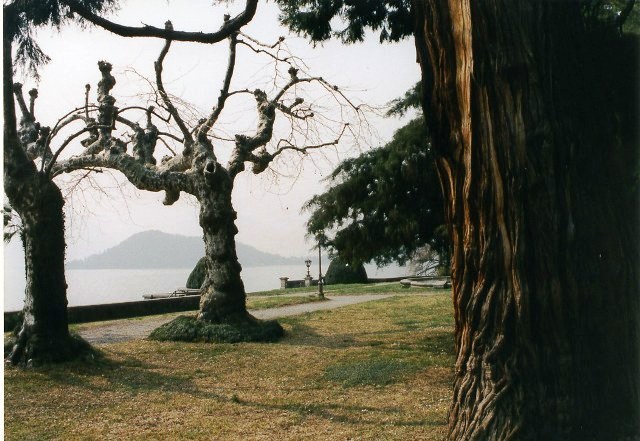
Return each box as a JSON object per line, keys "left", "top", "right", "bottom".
{"left": 273, "top": 123, "right": 350, "bottom": 157}
{"left": 157, "top": 136, "right": 177, "bottom": 156}
{"left": 45, "top": 125, "right": 111, "bottom": 177}
{"left": 119, "top": 105, "right": 171, "bottom": 123}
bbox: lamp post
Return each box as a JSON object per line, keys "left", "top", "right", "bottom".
{"left": 305, "top": 259, "right": 312, "bottom": 287}
{"left": 318, "top": 244, "right": 324, "bottom": 299}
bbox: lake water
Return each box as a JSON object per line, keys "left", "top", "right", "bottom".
{"left": 3, "top": 263, "right": 409, "bottom": 312}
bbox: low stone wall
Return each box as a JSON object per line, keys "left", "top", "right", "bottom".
{"left": 399, "top": 276, "right": 452, "bottom": 289}
{"left": 279, "top": 277, "right": 319, "bottom": 289}
{"left": 4, "top": 296, "right": 200, "bottom": 332}
{"left": 279, "top": 275, "right": 407, "bottom": 289}
{"left": 367, "top": 276, "right": 408, "bottom": 283}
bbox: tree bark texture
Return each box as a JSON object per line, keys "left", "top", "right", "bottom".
{"left": 194, "top": 164, "right": 248, "bottom": 323}
{"left": 4, "top": 21, "right": 75, "bottom": 365}
{"left": 412, "top": 1, "right": 638, "bottom": 439}
{"left": 6, "top": 177, "right": 72, "bottom": 365}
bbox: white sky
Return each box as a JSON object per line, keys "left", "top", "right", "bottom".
{"left": 4, "top": 0, "right": 420, "bottom": 265}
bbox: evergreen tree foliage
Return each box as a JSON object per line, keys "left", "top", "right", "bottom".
{"left": 276, "top": 0, "right": 413, "bottom": 43}
{"left": 324, "top": 257, "right": 368, "bottom": 284}
{"left": 186, "top": 257, "right": 207, "bottom": 289}
{"left": 277, "top": 0, "right": 639, "bottom": 44}
{"left": 305, "top": 85, "right": 446, "bottom": 267}
{"left": 5, "top": 0, "right": 117, "bottom": 77}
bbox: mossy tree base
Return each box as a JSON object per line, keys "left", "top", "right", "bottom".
{"left": 149, "top": 315, "right": 284, "bottom": 343}
{"left": 5, "top": 332, "right": 100, "bottom": 368}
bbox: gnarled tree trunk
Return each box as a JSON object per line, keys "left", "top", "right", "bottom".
{"left": 196, "top": 167, "right": 249, "bottom": 323}
{"left": 412, "top": 1, "right": 639, "bottom": 439}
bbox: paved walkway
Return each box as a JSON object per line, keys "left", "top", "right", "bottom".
{"left": 76, "top": 294, "right": 396, "bottom": 345}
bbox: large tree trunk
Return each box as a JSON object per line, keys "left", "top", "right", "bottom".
{"left": 195, "top": 167, "right": 250, "bottom": 323}
{"left": 412, "top": 1, "right": 638, "bottom": 439}
{"left": 5, "top": 176, "right": 76, "bottom": 365}
{"left": 3, "top": 14, "right": 91, "bottom": 366}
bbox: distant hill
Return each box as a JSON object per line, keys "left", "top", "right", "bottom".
{"left": 67, "top": 230, "right": 302, "bottom": 269}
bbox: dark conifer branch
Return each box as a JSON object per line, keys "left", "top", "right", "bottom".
{"left": 617, "top": 0, "right": 636, "bottom": 31}
{"left": 62, "top": 0, "right": 258, "bottom": 43}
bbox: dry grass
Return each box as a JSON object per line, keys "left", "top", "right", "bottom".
{"left": 4, "top": 293, "right": 454, "bottom": 440}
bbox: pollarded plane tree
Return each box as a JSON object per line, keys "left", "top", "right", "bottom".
{"left": 48, "top": 24, "right": 361, "bottom": 340}
{"left": 3, "top": 0, "right": 259, "bottom": 365}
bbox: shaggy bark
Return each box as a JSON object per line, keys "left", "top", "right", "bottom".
{"left": 412, "top": 1, "right": 638, "bottom": 439}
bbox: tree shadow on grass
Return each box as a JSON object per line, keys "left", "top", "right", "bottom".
{"left": 226, "top": 396, "right": 447, "bottom": 428}
{"left": 279, "top": 321, "right": 410, "bottom": 350}
{"left": 37, "top": 353, "right": 208, "bottom": 398}
{"left": 37, "top": 358, "right": 444, "bottom": 428}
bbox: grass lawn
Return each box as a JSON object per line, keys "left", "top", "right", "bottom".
{"left": 4, "top": 292, "right": 454, "bottom": 440}
{"left": 247, "top": 282, "right": 435, "bottom": 297}
{"left": 247, "top": 294, "right": 328, "bottom": 310}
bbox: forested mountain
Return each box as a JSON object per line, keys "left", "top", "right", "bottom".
{"left": 67, "top": 230, "right": 301, "bottom": 269}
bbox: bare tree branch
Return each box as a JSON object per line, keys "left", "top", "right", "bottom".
{"left": 53, "top": 151, "right": 191, "bottom": 203}
{"left": 119, "top": 105, "right": 171, "bottom": 124}
{"left": 154, "top": 21, "right": 193, "bottom": 147}
{"left": 45, "top": 125, "right": 111, "bottom": 177}
{"left": 62, "top": 0, "right": 258, "bottom": 43}
{"left": 196, "top": 32, "right": 239, "bottom": 139}
{"left": 273, "top": 123, "right": 350, "bottom": 158}
{"left": 157, "top": 135, "right": 177, "bottom": 156}
{"left": 28, "top": 88, "right": 37, "bottom": 118}
{"left": 12, "top": 83, "right": 31, "bottom": 119}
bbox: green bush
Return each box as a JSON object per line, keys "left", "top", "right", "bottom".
{"left": 149, "top": 315, "right": 284, "bottom": 343}
{"left": 324, "top": 258, "right": 368, "bottom": 285}
{"left": 186, "top": 257, "right": 206, "bottom": 289}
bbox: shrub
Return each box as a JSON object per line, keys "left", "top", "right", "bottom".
{"left": 149, "top": 315, "right": 284, "bottom": 343}
{"left": 186, "top": 257, "right": 206, "bottom": 289}
{"left": 324, "top": 257, "right": 368, "bottom": 285}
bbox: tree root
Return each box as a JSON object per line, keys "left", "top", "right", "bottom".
{"left": 149, "top": 314, "right": 284, "bottom": 343}
{"left": 4, "top": 331, "right": 100, "bottom": 368}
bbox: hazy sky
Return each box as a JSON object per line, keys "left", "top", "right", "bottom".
{"left": 4, "top": 0, "right": 420, "bottom": 267}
